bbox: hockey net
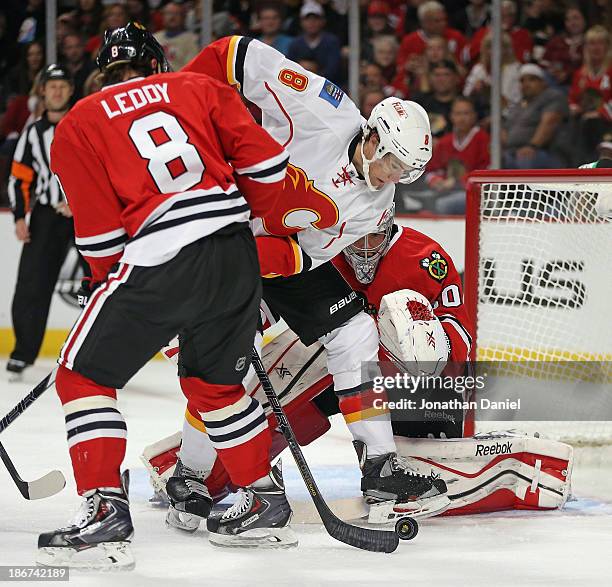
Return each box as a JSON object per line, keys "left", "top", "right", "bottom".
{"left": 465, "top": 170, "right": 612, "bottom": 446}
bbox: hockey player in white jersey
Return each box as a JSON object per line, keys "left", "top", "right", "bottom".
{"left": 156, "top": 37, "right": 448, "bottom": 542}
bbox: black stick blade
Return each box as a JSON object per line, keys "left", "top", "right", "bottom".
{"left": 322, "top": 514, "right": 399, "bottom": 553}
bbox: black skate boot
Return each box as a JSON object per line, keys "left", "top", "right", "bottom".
{"left": 206, "top": 460, "right": 297, "bottom": 548}
{"left": 354, "top": 441, "right": 450, "bottom": 521}
{"left": 6, "top": 358, "right": 29, "bottom": 382}
{"left": 165, "top": 458, "right": 213, "bottom": 532}
{"left": 37, "top": 477, "right": 134, "bottom": 570}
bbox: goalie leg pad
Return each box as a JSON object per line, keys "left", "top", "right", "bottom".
{"left": 394, "top": 431, "right": 573, "bottom": 514}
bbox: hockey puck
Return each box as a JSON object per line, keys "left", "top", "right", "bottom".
{"left": 395, "top": 517, "right": 418, "bottom": 540}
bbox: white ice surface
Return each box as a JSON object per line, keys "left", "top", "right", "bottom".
{"left": 1, "top": 359, "right": 611, "bottom": 586}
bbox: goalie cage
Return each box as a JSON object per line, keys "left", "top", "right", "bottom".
{"left": 464, "top": 169, "right": 612, "bottom": 447}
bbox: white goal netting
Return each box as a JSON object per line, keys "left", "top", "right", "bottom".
{"left": 469, "top": 177, "right": 612, "bottom": 445}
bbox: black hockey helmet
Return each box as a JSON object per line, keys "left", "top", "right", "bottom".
{"left": 96, "top": 21, "right": 170, "bottom": 74}
{"left": 40, "top": 63, "right": 73, "bottom": 86}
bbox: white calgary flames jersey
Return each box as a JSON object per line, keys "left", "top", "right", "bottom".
{"left": 185, "top": 36, "right": 395, "bottom": 269}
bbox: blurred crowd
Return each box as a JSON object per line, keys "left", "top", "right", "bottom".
{"left": 0, "top": 0, "right": 611, "bottom": 215}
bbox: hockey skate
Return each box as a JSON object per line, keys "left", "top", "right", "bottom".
{"left": 165, "top": 458, "right": 213, "bottom": 532}
{"left": 207, "top": 461, "right": 297, "bottom": 549}
{"left": 354, "top": 440, "right": 451, "bottom": 523}
{"left": 37, "top": 479, "right": 134, "bottom": 571}
{"left": 6, "top": 359, "right": 29, "bottom": 382}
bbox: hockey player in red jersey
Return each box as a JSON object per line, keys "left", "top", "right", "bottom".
{"left": 163, "top": 36, "right": 453, "bottom": 524}
{"left": 335, "top": 205, "right": 471, "bottom": 364}
{"left": 38, "top": 23, "right": 292, "bottom": 568}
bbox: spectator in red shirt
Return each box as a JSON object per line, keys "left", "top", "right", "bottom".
{"left": 396, "top": 1, "right": 466, "bottom": 78}
{"left": 426, "top": 96, "right": 490, "bottom": 214}
{"left": 542, "top": 5, "right": 586, "bottom": 89}
{"left": 469, "top": 0, "right": 533, "bottom": 65}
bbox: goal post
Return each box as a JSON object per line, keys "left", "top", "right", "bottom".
{"left": 464, "top": 169, "right": 612, "bottom": 444}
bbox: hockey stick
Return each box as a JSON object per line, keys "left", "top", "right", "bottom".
{"left": 0, "top": 367, "right": 66, "bottom": 499}
{"left": 0, "top": 368, "right": 57, "bottom": 433}
{"left": 0, "top": 442, "right": 66, "bottom": 500}
{"left": 251, "top": 348, "right": 400, "bottom": 553}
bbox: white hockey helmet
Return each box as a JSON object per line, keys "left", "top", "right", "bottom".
{"left": 343, "top": 204, "right": 395, "bottom": 284}
{"left": 361, "top": 98, "right": 432, "bottom": 191}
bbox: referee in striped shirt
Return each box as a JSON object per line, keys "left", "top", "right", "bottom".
{"left": 7, "top": 64, "right": 77, "bottom": 378}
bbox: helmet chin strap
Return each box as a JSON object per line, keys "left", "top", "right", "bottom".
{"left": 360, "top": 139, "right": 381, "bottom": 192}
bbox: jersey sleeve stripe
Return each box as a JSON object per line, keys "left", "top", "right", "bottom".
{"left": 128, "top": 190, "right": 248, "bottom": 241}
{"left": 245, "top": 168, "right": 287, "bottom": 184}
{"left": 439, "top": 315, "right": 472, "bottom": 357}
{"left": 226, "top": 35, "right": 240, "bottom": 86}
{"left": 290, "top": 239, "right": 302, "bottom": 274}
{"left": 234, "top": 36, "right": 253, "bottom": 91}
{"left": 149, "top": 195, "right": 248, "bottom": 227}
{"left": 76, "top": 227, "right": 128, "bottom": 245}
{"left": 77, "top": 234, "right": 128, "bottom": 252}
{"left": 129, "top": 203, "right": 250, "bottom": 242}
{"left": 75, "top": 230, "right": 128, "bottom": 257}
{"left": 77, "top": 243, "right": 126, "bottom": 258}
{"left": 241, "top": 156, "right": 289, "bottom": 180}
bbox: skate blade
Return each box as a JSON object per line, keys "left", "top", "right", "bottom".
{"left": 36, "top": 541, "right": 135, "bottom": 571}
{"left": 209, "top": 526, "right": 298, "bottom": 549}
{"left": 7, "top": 372, "right": 24, "bottom": 383}
{"left": 368, "top": 494, "right": 451, "bottom": 524}
{"left": 165, "top": 506, "right": 201, "bottom": 533}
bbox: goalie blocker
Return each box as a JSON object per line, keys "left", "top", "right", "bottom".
{"left": 143, "top": 319, "right": 572, "bottom": 518}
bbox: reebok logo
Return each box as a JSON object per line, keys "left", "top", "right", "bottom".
{"left": 241, "top": 514, "right": 259, "bottom": 527}
{"left": 330, "top": 292, "right": 357, "bottom": 314}
{"left": 475, "top": 442, "right": 512, "bottom": 456}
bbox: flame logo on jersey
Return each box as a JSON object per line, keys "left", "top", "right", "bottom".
{"left": 262, "top": 163, "right": 339, "bottom": 235}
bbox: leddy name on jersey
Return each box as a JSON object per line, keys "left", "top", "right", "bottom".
{"left": 101, "top": 82, "right": 171, "bottom": 119}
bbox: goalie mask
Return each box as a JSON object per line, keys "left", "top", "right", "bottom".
{"left": 361, "top": 98, "right": 432, "bottom": 191}
{"left": 344, "top": 204, "right": 395, "bottom": 284}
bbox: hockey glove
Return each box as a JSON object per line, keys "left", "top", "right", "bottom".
{"left": 77, "top": 277, "right": 101, "bottom": 308}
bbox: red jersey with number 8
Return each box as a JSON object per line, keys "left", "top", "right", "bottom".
{"left": 51, "top": 72, "right": 288, "bottom": 281}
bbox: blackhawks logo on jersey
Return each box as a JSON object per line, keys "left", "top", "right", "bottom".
{"left": 420, "top": 251, "right": 448, "bottom": 281}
